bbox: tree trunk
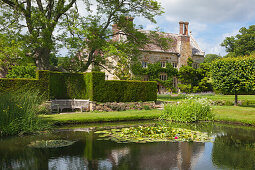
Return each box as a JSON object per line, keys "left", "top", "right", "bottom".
{"left": 35, "top": 47, "right": 51, "bottom": 70}
{"left": 234, "top": 92, "right": 238, "bottom": 106}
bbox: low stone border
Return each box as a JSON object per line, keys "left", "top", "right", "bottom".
{"left": 90, "top": 101, "right": 160, "bottom": 112}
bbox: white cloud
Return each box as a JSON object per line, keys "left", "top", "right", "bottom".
{"left": 158, "top": 0, "right": 255, "bottom": 24}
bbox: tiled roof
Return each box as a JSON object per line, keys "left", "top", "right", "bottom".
{"left": 139, "top": 30, "right": 204, "bottom": 56}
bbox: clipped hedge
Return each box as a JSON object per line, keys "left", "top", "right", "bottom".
{"left": 0, "top": 71, "right": 157, "bottom": 102}
{"left": 0, "top": 71, "right": 50, "bottom": 99}
{"left": 50, "top": 72, "right": 88, "bottom": 99}
{"left": 92, "top": 72, "right": 157, "bottom": 102}
{"left": 211, "top": 56, "right": 255, "bottom": 95}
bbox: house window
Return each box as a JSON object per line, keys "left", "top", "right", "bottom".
{"left": 193, "top": 63, "right": 199, "bottom": 69}
{"left": 142, "top": 61, "right": 147, "bottom": 68}
{"left": 160, "top": 74, "right": 167, "bottom": 81}
{"left": 160, "top": 61, "right": 166, "bottom": 68}
{"left": 172, "top": 62, "right": 177, "bottom": 68}
{"left": 105, "top": 75, "right": 109, "bottom": 80}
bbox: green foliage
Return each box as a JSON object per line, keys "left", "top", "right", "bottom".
{"left": 204, "top": 54, "right": 221, "bottom": 63}
{"left": 187, "top": 57, "right": 193, "bottom": 67}
{"left": 6, "top": 65, "right": 36, "bottom": 79}
{"left": 0, "top": 90, "right": 50, "bottom": 136}
{"left": 49, "top": 72, "right": 89, "bottom": 99}
{"left": 95, "top": 126, "right": 212, "bottom": 143}
{"left": 0, "top": 0, "right": 163, "bottom": 70}
{"left": 178, "top": 63, "right": 212, "bottom": 93}
{"left": 1, "top": 71, "right": 157, "bottom": 102}
{"left": 131, "top": 62, "right": 178, "bottom": 91}
{"left": 0, "top": 71, "right": 50, "bottom": 99}
{"left": 0, "top": 33, "right": 28, "bottom": 76}
{"left": 221, "top": 25, "right": 255, "bottom": 57}
{"left": 92, "top": 72, "right": 157, "bottom": 102}
{"left": 211, "top": 56, "right": 255, "bottom": 95}
{"left": 161, "top": 97, "right": 214, "bottom": 122}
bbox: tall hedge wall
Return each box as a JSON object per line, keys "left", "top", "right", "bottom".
{"left": 0, "top": 71, "right": 50, "bottom": 99}
{"left": 49, "top": 72, "right": 88, "bottom": 99}
{"left": 0, "top": 71, "right": 157, "bottom": 102}
{"left": 92, "top": 72, "right": 157, "bottom": 102}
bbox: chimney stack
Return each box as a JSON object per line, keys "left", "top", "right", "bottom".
{"left": 179, "top": 21, "right": 184, "bottom": 35}
{"left": 184, "top": 22, "right": 189, "bottom": 35}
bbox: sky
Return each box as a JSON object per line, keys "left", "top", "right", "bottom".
{"left": 134, "top": 0, "right": 255, "bottom": 56}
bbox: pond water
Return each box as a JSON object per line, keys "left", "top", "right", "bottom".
{"left": 1, "top": 121, "right": 255, "bottom": 170}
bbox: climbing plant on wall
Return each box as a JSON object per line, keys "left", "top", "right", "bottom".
{"left": 131, "top": 61, "right": 178, "bottom": 91}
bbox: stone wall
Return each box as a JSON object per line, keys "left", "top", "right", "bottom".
{"left": 90, "top": 101, "right": 158, "bottom": 112}
{"left": 178, "top": 35, "right": 192, "bottom": 67}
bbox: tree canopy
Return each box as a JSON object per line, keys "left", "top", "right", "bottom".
{"left": 204, "top": 54, "right": 221, "bottom": 63}
{"left": 211, "top": 56, "right": 255, "bottom": 105}
{"left": 221, "top": 25, "right": 255, "bottom": 57}
{"left": 0, "top": 0, "right": 163, "bottom": 71}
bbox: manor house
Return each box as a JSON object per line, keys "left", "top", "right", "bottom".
{"left": 91, "top": 20, "right": 205, "bottom": 93}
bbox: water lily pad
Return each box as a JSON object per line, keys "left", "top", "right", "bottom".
{"left": 95, "top": 125, "right": 213, "bottom": 144}
{"left": 28, "top": 140, "right": 75, "bottom": 148}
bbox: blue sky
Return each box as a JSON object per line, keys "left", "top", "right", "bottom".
{"left": 134, "top": 0, "right": 255, "bottom": 56}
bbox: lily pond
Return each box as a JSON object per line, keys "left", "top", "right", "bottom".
{"left": 1, "top": 121, "right": 255, "bottom": 170}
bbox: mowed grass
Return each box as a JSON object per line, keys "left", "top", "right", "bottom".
{"left": 213, "top": 105, "right": 255, "bottom": 125}
{"left": 41, "top": 102, "right": 255, "bottom": 126}
{"left": 158, "top": 94, "right": 255, "bottom": 103}
{"left": 201, "top": 95, "right": 255, "bottom": 102}
{"left": 41, "top": 109, "right": 162, "bottom": 125}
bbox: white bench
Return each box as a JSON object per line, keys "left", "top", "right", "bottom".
{"left": 51, "top": 99, "right": 90, "bottom": 113}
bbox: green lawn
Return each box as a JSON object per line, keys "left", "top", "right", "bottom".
{"left": 213, "top": 105, "right": 255, "bottom": 125}
{"left": 158, "top": 94, "right": 255, "bottom": 103}
{"left": 41, "top": 109, "right": 162, "bottom": 125}
{"left": 42, "top": 105, "right": 255, "bottom": 126}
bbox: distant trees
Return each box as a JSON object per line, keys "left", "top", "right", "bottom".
{"left": 221, "top": 25, "right": 255, "bottom": 57}
{"left": 211, "top": 56, "right": 255, "bottom": 105}
{"left": 204, "top": 54, "right": 221, "bottom": 63}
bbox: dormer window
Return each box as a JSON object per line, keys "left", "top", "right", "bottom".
{"left": 160, "top": 61, "right": 166, "bottom": 68}
{"left": 142, "top": 61, "right": 147, "bottom": 68}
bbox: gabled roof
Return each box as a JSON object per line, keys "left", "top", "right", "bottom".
{"left": 139, "top": 30, "right": 205, "bottom": 56}
{"left": 190, "top": 35, "right": 205, "bottom": 56}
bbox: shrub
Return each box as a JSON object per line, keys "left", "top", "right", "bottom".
{"left": 6, "top": 65, "right": 36, "bottom": 79}
{"left": 92, "top": 72, "right": 157, "bottom": 102}
{"left": 0, "top": 90, "right": 50, "bottom": 136}
{"left": 161, "top": 97, "right": 214, "bottom": 122}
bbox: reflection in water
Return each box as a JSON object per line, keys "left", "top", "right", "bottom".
{"left": 1, "top": 122, "right": 255, "bottom": 169}
{"left": 212, "top": 132, "right": 255, "bottom": 169}
{"left": 49, "top": 157, "right": 88, "bottom": 170}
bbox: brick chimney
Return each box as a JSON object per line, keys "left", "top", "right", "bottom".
{"left": 184, "top": 22, "right": 189, "bottom": 35}
{"left": 178, "top": 21, "right": 192, "bottom": 67}
{"left": 179, "top": 21, "right": 184, "bottom": 35}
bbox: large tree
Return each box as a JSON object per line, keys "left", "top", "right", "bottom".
{"left": 0, "top": 0, "right": 163, "bottom": 70}
{"left": 211, "top": 56, "right": 255, "bottom": 105}
{"left": 221, "top": 25, "right": 255, "bottom": 57}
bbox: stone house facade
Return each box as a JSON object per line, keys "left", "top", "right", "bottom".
{"left": 89, "top": 20, "right": 205, "bottom": 93}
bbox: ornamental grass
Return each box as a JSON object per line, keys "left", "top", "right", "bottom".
{"left": 161, "top": 97, "right": 214, "bottom": 122}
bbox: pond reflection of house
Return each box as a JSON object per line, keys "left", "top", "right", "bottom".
{"left": 136, "top": 142, "right": 205, "bottom": 170}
